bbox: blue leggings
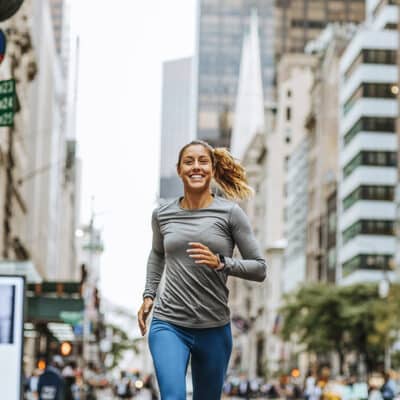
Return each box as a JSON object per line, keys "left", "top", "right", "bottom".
{"left": 149, "top": 317, "right": 232, "bottom": 400}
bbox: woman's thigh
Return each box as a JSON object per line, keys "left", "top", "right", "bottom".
{"left": 148, "top": 318, "right": 191, "bottom": 400}
{"left": 190, "top": 323, "right": 232, "bottom": 400}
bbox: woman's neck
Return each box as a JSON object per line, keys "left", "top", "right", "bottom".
{"left": 180, "top": 191, "right": 214, "bottom": 210}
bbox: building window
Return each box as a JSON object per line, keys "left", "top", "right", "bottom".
{"left": 343, "top": 83, "right": 397, "bottom": 115}
{"left": 286, "top": 107, "right": 291, "bottom": 121}
{"left": 344, "top": 49, "right": 397, "bottom": 80}
{"left": 343, "top": 151, "right": 397, "bottom": 178}
{"left": 384, "top": 23, "right": 398, "bottom": 30}
{"left": 342, "top": 219, "right": 395, "bottom": 244}
{"left": 343, "top": 185, "right": 395, "bottom": 211}
{"left": 342, "top": 254, "right": 394, "bottom": 277}
{"left": 343, "top": 116, "right": 395, "bottom": 145}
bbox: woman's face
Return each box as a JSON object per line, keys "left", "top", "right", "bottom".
{"left": 177, "top": 144, "right": 214, "bottom": 193}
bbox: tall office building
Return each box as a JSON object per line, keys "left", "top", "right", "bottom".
{"left": 159, "top": 57, "right": 193, "bottom": 201}
{"left": 194, "top": 0, "right": 274, "bottom": 148}
{"left": 275, "top": 0, "right": 365, "bottom": 62}
{"left": 194, "top": 0, "right": 366, "bottom": 149}
{"left": 337, "top": 0, "right": 398, "bottom": 284}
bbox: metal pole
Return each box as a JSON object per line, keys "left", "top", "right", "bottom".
{"left": 3, "top": 125, "right": 14, "bottom": 259}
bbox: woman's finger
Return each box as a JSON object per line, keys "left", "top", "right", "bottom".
{"left": 188, "top": 242, "right": 208, "bottom": 249}
{"left": 195, "top": 259, "right": 209, "bottom": 264}
{"left": 187, "top": 249, "right": 210, "bottom": 255}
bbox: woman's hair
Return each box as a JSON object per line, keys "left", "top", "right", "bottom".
{"left": 177, "top": 139, "right": 254, "bottom": 200}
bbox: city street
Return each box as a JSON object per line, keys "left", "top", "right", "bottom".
{"left": 1, "top": 1, "right": 400, "bottom": 400}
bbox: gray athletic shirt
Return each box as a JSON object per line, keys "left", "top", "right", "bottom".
{"left": 143, "top": 194, "right": 267, "bottom": 328}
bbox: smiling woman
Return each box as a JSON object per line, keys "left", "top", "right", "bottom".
{"left": 137, "top": 139, "right": 267, "bottom": 400}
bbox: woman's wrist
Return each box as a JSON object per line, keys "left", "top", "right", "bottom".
{"left": 215, "top": 254, "right": 226, "bottom": 271}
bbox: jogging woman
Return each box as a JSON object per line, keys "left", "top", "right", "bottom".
{"left": 138, "top": 140, "right": 267, "bottom": 400}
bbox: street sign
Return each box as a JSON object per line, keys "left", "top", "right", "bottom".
{"left": 0, "top": 79, "right": 15, "bottom": 127}
{"left": 0, "top": 29, "right": 6, "bottom": 64}
{"left": 60, "top": 311, "right": 83, "bottom": 325}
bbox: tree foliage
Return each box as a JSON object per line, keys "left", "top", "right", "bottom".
{"left": 279, "top": 283, "right": 400, "bottom": 372}
{"left": 105, "top": 323, "right": 140, "bottom": 370}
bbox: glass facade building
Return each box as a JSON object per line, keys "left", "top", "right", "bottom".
{"left": 194, "top": 0, "right": 275, "bottom": 148}
{"left": 275, "top": 0, "right": 365, "bottom": 61}
{"left": 194, "top": 0, "right": 365, "bottom": 149}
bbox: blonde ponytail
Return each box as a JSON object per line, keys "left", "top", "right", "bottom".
{"left": 213, "top": 147, "right": 254, "bottom": 200}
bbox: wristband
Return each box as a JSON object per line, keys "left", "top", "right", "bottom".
{"left": 216, "top": 254, "right": 226, "bottom": 271}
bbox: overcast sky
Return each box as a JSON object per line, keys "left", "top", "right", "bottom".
{"left": 73, "top": 0, "right": 196, "bottom": 312}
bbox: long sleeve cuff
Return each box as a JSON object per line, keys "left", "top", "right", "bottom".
{"left": 222, "top": 256, "right": 267, "bottom": 282}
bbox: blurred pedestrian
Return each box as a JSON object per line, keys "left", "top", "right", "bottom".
{"left": 138, "top": 140, "right": 267, "bottom": 400}
{"left": 114, "top": 371, "right": 133, "bottom": 399}
{"left": 61, "top": 363, "right": 76, "bottom": 400}
{"left": 37, "top": 355, "right": 66, "bottom": 400}
{"left": 381, "top": 372, "right": 396, "bottom": 400}
{"left": 135, "top": 375, "right": 156, "bottom": 400}
{"left": 304, "top": 371, "right": 317, "bottom": 400}
{"left": 27, "top": 369, "right": 41, "bottom": 400}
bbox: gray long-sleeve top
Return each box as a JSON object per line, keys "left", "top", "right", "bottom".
{"left": 143, "top": 195, "right": 267, "bottom": 328}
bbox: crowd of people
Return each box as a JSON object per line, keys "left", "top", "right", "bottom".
{"left": 23, "top": 356, "right": 158, "bottom": 400}
{"left": 221, "top": 370, "right": 400, "bottom": 400}
{"left": 24, "top": 356, "right": 110, "bottom": 400}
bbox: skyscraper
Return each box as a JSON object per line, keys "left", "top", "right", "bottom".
{"left": 194, "top": 0, "right": 275, "bottom": 148}
{"left": 275, "top": 0, "right": 365, "bottom": 62}
{"left": 337, "top": 0, "right": 398, "bottom": 284}
{"left": 194, "top": 0, "right": 366, "bottom": 149}
{"left": 159, "top": 57, "right": 193, "bottom": 201}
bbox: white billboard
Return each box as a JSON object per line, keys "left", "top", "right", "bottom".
{"left": 0, "top": 275, "right": 25, "bottom": 400}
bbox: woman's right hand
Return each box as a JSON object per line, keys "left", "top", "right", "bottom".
{"left": 137, "top": 297, "right": 154, "bottom": 336}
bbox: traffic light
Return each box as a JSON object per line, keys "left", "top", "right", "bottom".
{"left": 60, "top": 341, "right": 73, "bottom": 357}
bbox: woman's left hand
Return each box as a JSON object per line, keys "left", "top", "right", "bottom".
{"left": 187, "top": 242, "right": 220, "bottom": 269}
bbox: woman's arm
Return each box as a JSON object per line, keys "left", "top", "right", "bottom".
{"left": 138, "top": 208, "right": 165, "bottom": 335}
{"left": 142, "top": 207, "right": 165, "bottom": 299}
{"left": 223, "top": 203, "right": 267, "bottom": 282}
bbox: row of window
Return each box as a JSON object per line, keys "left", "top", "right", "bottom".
{"left": 343, "top": 151, "right": 397, "bottom": 178}
{"left": 291, "top": 19, "right": 327, "bottom": 29}
{"left": 343, "top": 116, "right": 395, "bottom": 146}
{"left": 342, "top": 254, "right": 394, "bottom": 277}
{"left": 344, "top": 49, "right": 397, "bottom": 80}
{"left": 342, "top": 219, "right": 395, "bottom": 244}
{"left": 343, "top": 83, "right": 397, "bottom": 115}
{"left": 343, "top": 185, "right": 395, "bottom": 211}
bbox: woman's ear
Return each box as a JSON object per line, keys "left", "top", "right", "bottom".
{"left": 176, "top": 164, "right": 181, "bottom": 177}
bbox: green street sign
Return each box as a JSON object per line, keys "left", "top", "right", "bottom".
{"left": 0, "top": 79, "right": 16, "bottom": 127}
{"left": 60, "top": 311, "right": 84, "bottom": 325}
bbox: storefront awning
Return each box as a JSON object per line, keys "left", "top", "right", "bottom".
{"left": 27, "top": 296, "right": 84, "bottom": 323}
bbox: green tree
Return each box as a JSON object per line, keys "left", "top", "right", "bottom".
{"left": 105, "top": 323, "right": 140, "bottom": 370}
{"left": 279, "top": 283, "right": 400, "bottom": 374}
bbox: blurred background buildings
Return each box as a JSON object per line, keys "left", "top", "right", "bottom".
{"left": 0, "top": 0, "right": 399, "bottom": 388}
{"left": 0, "top": 0, "right": 104, "bottom": 376}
